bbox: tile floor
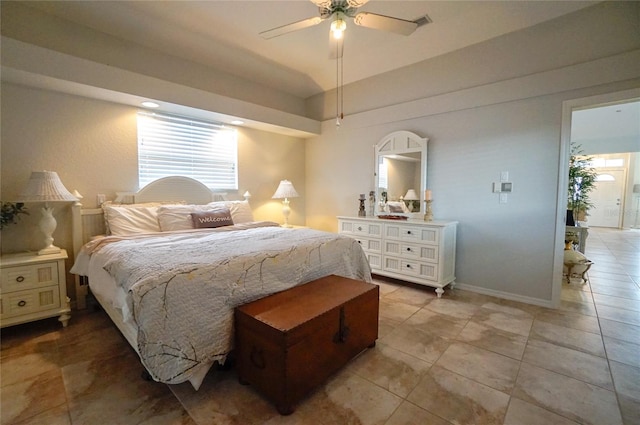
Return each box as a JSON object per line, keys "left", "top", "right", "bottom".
{"left": 1, "top": 227, "right": 639, "bottom": 424}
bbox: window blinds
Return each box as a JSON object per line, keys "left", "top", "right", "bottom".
{"left": 137, "top": 112, "right": 238, "bottom": 190}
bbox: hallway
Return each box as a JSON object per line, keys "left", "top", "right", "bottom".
{"left": 562, "top": 226, "right": 640, "bottom": 424}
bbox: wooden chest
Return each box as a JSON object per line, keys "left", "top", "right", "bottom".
{"left": 234, "top": 275, "right": 379, "bottom": 415}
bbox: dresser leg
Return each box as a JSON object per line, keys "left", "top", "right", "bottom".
{"left": 435, "top": 287, "right": 444, "bottom": 298}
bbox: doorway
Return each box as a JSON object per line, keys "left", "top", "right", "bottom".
{"left": 554, "top": 88, "right": 640, "bottom": 307}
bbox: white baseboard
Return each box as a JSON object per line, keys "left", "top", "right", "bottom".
{"left": 454, "top": 282, "right": 554, "bottom": 309}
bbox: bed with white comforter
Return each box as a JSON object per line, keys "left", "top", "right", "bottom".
{"left": 71, "top": 221, "right": 371, "bottom": 389}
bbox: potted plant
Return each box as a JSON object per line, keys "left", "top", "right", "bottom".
{"left": 1, "top": 202, "right": 29, "bottom": 229}
{"left": 567, "top": 144, "right": 598, "bottom": 225}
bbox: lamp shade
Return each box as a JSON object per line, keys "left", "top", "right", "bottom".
{"left": 403, "top": 189, "right": 419, "bottom": 200}
{"left": 272, "top": 180, "right": 299, "bottom": 199}
{"left": 18, "top": 171, "right": 78, "bottom": 202}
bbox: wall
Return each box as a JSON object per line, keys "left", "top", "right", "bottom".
{"left": 305, "top": 2, "right": 640, "bottom": 306}
{"left": 0, "top": 83, "right": 306, "bottom": 299}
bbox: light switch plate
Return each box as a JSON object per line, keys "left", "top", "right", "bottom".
{"left": 499, "top": 193, "right": 508, "bottom": 204}
{"left": 501, "top": 171, "right": 509, "bottom": 182}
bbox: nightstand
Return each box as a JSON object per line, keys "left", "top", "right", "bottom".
{"left": 0, "top": 250, "right": 71, "bottom": 328}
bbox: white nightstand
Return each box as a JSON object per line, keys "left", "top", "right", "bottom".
{"left": 0, "top": 250, "right": 71, "bottom": 328}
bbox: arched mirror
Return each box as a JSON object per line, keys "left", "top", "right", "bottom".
{"left": 374, "top": 131, "right": 428, "bottom": 218}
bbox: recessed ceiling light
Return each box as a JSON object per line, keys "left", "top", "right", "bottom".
{"left": 230, "top": 120, "right": 244, "bottom": 125}
{"left": 141, "top": 101, "right": 159, "bottom": 108}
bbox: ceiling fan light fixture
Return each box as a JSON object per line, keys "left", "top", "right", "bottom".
{"left": 331, "top": 15, "right": 347, "bottom": 39}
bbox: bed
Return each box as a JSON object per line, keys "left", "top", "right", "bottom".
{"left": 70, "top": 177, "right": 372, "bottom": 390}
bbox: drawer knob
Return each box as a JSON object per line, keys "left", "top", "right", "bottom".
{"left": 406, "top": 247, "right": 411, "bottom": 251}
{"left": 358, "top": 226, "right": 363, "bottom": 231}
{"left": 406, "top": 264, "right": 411, "bottom": 268}
{"left": 357, "top": 240, "right": 362, "bottom": 244}
{"left": 18, "top": 300, "right": 27, "bottom": 307}
{"left": 16, "top": 276, "right": 25, "bottom": 283}
{"left": 407, "top": 231, "right": 412, "bottom": 235}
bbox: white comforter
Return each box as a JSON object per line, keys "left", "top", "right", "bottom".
{"left": 73, "top": 222, "right": 371, "bottom": 386}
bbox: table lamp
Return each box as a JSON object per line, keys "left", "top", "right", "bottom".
{"left": 272, "top": 180, "right": 299, "bottom": 228}
{"left": 18, "top": 171, "right": 78, "bottom": 255}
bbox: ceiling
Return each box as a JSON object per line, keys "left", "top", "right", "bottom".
{"left": 21, "top": 0, "right": 598, "bottom": 100}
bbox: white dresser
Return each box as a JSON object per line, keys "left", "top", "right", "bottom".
{"left": 338, "top": 217, "right": 457, "bottom": 297}
{"left": 0, "top": 250, "right": 71, "bottom": 328}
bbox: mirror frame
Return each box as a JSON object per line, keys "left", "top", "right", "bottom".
{"left": 374, "top": 130, "right": 428, "bottom": 219}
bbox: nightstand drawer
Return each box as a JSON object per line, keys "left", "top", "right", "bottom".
{"left": 1, "top": 262, "right": 60, "bottom": 293}
{"left": 1, "top": 286, "right": 61, "bottom": 319}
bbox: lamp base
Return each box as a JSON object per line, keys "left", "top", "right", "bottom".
{"left": 38, "top": 245, "right": 62, "bottom": 255}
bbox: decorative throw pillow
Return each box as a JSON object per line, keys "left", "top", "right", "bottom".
{"left": 208, "top": 200, "right": 255, "bottom": 224}
{"left": 191, "top": 208, "right": 234, "bottom": 228}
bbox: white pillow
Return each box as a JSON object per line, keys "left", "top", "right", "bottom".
{"left": 208, "top": 200, "right": 254, "bottom": 224}
{"left": 103, "top": 202, "right": 163, "bottom": 236}
{"left": 156, "top": 204, "right": 219, "bottom": 231}
{"left": 226, "top": 200, "right": 254, "bottom": 224}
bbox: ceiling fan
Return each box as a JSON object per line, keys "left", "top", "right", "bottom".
{"left": 259, "top": 0, "right": 431, "bottom": 40}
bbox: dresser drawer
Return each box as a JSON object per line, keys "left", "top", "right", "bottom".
{"left": 383, "top": 241, "right": 439, "bottom": 263}
{"left": 1, "top": 262, "right": 60, "bottom": 293}
{"left": 1, "top": 286, "right": 61, "bottom": 319}
{"left": 354, "top": 237, "right": 382, "bottom": 253}
{"left": 382, "top": 257, "right": 439, "bottom": 281}
{"left": 384, "top": 224, "right": 440, "bottom": 245}
{"left": 338, "top": 220, "right": 383, "bottom": 238}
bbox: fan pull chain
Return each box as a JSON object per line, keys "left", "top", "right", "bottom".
{"left": 336, "top": 40, "right": 343, "bottom": 128}
{"left": 340, "top": 48, "right": 344, "bottom": 120}
{"left": 336, "top": 38, "right": 344, "bottom": 128}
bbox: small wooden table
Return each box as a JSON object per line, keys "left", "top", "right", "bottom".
{"left": 235, "top": 275, "right": 379, "bottom": 415}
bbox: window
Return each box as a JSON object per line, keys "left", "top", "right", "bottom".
{"left": 137, "top": 111, "right": 238, "bottom": 190}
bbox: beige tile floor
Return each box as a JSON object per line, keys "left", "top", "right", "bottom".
{"left": 1, "top": 227, "right": 639, "bottom": 424}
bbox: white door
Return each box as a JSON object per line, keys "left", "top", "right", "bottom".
{"left": 587, "top": 169, "right": 625, "bottom": 228}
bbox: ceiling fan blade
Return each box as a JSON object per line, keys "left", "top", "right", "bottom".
{"left": 309, "top": 0, "right": 332, "bottom": 8}
{"left": 346, "top": 0, "right": 370, "bottom": 7}
{"left": 353, "top": 12, "right": 418, "bottom": 36}
{"left": 259, "top": 16, "right": 324, "bottom": 39}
